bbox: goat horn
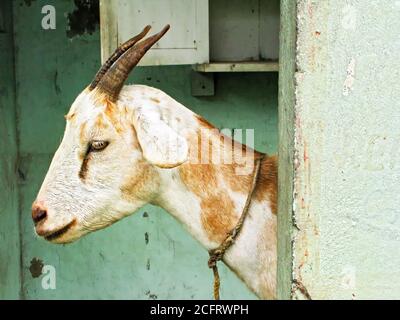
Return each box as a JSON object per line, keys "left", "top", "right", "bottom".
{"left": 89, "top": 25, "right": 152, "bottom": 91}
{"left": 96, "top": 24, "right": 170, "bottom": 102}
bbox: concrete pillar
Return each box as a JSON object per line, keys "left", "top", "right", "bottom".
{"left": 278, "top": 0, "right": 400, "bottom": 299}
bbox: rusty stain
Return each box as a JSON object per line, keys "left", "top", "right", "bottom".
{"left": 314, "top": 225, "right": 319, "bottom": 236}
{"left": 303, "top": 142, "right": 309, "bottom": 162}
{"left": 304, "top": 2, "right": 321, "bottom": 71}
{"left": 29, "top": 258, "right": 43, "bottom": 278}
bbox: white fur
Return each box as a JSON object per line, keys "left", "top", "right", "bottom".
{"left": 132, "top": 104, "right": 189, "bottom": 167}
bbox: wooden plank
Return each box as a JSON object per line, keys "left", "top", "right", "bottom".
{"left": 190, "top": 70, "right": 214, "bottom": 96}
{"left": 260, "top": 0, "right": 280, "bottom": 60}
{"left": 277, "top": 0, "right": 296, "bottom": 300}
{"left": 193, "top": 61, "right": 279, "bottom": 73}
{"left": 209, "top": 0, "right": 259, "bottom": 62}
{"left": 100, "top": 0, "right": 209, "bottom": 65}
{"left": 100, "top": 0, "right": 118, "bottom": 63}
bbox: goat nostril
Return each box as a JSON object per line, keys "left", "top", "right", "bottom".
{"left": 32, "top": 206, "right": 47, "bottom": 224}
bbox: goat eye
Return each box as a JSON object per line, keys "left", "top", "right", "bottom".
{"left": 90, "top": 140, "right": 109, "bottom": 152}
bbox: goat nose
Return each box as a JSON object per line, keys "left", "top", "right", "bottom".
{"left": 32, "top": 203, "right": 47, "bottom": 224}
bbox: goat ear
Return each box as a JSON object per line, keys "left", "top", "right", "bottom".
{"left": 132, "top": 105, "right": 189, "bottom": 168}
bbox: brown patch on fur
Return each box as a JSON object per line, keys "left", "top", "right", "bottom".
{"left": 104, "top": 101, "right": 124, "bottom": 134}
{"left": 179, "top": 163, "right": 237, "bottom": 242}
{"left": 65, "top": 112, "right": 76, "bottom": 121}
{"left": 179, "top": 163, "right": 218, "bottom": 191}
{"left": 196, "top": 114, "right": 216, "bottom": 130}
{"left": 79, "top": 121, "right": 87, "bottom": 146}
{"left": 257, "top": 155, "right": 278, "bottom": 214}
{"left": 79, "top": 156, "right": 90, "bottom": 180}
{"left": 195, "top": 115, "right": 258, "bottom": 165}
{"left": 104, "top": 100, "right": 116, "bottom": 118}
{"left": 95, "top": 114, "right": 108, "bottom": 129}
{"left": 195, "top": 116, "right": 278, "bottom": 214}
{"left": 181, "top": 116, "right": 278, "bottom": 242}
{"left": 92, "top": 92, "right": 125, "bottom": 134}
{"left": 78, "top": 121, "right": 90, "bottom": 180}
{"left": 221, "top": 155, "right": 278, "bottom": 214}
{"left": 120, "top": 160, "right": 159, "bottom": 202}
{"left": 92, "top": 90, "right": 110, "bottom": 106}
{"left": 200, "top": 193, "right": 236, "bottom": 242}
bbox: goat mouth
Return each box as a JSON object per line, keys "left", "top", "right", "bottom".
{"left": 44, "top": 220, "right": 76, "bottom": 241}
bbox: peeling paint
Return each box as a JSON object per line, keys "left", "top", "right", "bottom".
{"left": 146, "top": 259, "right": 150, "bottom": 270}
{"left": 29, "top": 258, "right": 43, "bottom": 278}
{"left": 145, "top": 290, "right": 158, "bottom": 300}
{"left": 66, "top": 0, "right": 99, "bottom": 38}
{"left": 343, "top": 58, "right": 356, "bottom": 96}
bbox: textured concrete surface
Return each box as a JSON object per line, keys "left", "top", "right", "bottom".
{"left": 279, "top": 0, "right": 400, "bottom": 299}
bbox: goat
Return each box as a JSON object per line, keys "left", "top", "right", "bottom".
{"left": 32, "top": 25, "right": 277, "bottom": 299}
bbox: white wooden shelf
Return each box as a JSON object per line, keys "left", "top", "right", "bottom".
{"left": 192, "top": 61, "right": 279, "bottom": 73}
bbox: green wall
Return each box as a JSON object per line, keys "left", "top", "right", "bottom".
{"left": 1, "top": 0, "right": 278, "bottom": 299}
{"left": 0, "top": 0, "right": 21, "bottom": 300}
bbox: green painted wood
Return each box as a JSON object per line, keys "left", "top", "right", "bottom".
{"left": 12, "top": 0, "right": 277, "bottom": 299}
{"left": 277, "top": 0, "right": 296, "bottom": 300}
{"left": 102, "top": 0, "right": 210, "bottom": 66}
{"left": 190, "top": 71, "right": 214, "bottom": 97}
{"left": 0, "top": 0, "right": 21, "bottom": 300}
